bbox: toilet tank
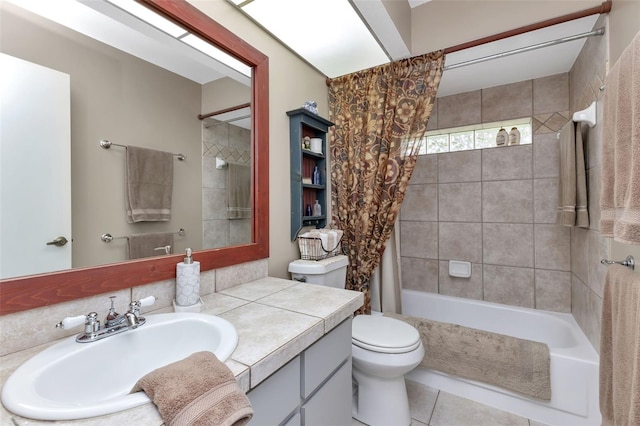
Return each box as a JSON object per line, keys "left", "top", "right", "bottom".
{"left": 288, "top": 255, "right": 348, "bottom": 288}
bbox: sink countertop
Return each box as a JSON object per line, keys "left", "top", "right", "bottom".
{"left": 0, "top": 278, "right": 363, "bottom": 425}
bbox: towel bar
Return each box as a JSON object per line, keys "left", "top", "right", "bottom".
{"left": 601, "top": 255, "right": 635, "bottom": 270}
{"left": 101, "top": 228, "right": 187, "bottom": 243}
{"left": 99, "top": 139, "right": 186, "bottom": 161}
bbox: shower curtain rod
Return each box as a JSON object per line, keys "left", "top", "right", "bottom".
{"left": 444, "top": 27, "right": 605, "bottom": 71}
{"left": 325, "top": 1, "right": 611, "bottom": 85}
{"left": 198, "top": 102, "right": 251, "bottom": 121}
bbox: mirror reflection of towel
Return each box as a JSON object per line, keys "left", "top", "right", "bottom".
{"left": 227, "top": 163, "right": 251, "bottom": 219}
{"left": 126, "top": 146, "right": 173, "bottom": 222}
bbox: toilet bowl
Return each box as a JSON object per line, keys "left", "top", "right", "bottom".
{"left": 288, "top": 256, "right": 424, "bottom": 426}
{"left": 351, "top": 315, "right": 424, "bottom": 426}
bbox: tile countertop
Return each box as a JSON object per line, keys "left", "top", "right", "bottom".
{"left": 0, "top": 277, "right": 363, "bottom": 426}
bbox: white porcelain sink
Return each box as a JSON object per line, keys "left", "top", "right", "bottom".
{"left": 1, "top": 313, "right": 238, "bottom": 421}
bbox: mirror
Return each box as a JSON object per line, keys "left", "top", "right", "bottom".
{"left": 0, "top": 0, "right": 269, "bottom": 315}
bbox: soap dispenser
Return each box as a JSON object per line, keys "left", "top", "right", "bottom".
{"left": 176, "top": 248, "right": 200, "bottom": 307}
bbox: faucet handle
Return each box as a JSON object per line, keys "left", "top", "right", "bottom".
{"left": 138, "top": 296, "right": 156, "bottom": 308}
{"left": 56, "top": 312, "right": 98, "bottom": 330}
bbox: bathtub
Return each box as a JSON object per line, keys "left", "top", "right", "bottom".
{"left": 401, "top": 289, "right": 601, "bottom": 426}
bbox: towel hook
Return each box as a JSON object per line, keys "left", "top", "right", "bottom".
{"left": 601, "top": 255, "right": 635, "bottom": 270}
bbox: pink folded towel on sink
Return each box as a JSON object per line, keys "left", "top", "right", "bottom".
{"left": 131, "top": 351, "right": 253, "bottom": 426}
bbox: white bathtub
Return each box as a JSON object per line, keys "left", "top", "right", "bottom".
{"left": 401, "top": 289, "right": 601, "bottom": 426}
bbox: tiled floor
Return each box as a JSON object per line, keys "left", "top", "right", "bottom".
{"left": 352, "top": 379, "right": 548, "bottom": 426}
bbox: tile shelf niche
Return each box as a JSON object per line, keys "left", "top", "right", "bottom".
{"left": 288, "top": 108, "right": 334, "bottom": 240}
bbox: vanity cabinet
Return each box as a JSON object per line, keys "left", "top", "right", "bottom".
{"left": 247, "top": 317, "right": 352, "bottom": 425}
{"left": 287, "top": 109, "right": 334, "bottom": 240}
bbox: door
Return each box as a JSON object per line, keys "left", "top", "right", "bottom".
{"left": 0, "top": 53, "right": 71, "bottom": 279}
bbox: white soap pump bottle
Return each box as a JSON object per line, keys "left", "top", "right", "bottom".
{"left": 176, "top": 248, "right": 200, "bottom": 306}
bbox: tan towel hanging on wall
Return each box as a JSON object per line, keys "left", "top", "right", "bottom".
{"left": 600, "top": 30, "right": 640, "bottom": 244}
{"left": 557, "top": 121, "right": 589, "bottom": 228}
{"left": 599, "top": 264, "right": 640, "bottom": 425}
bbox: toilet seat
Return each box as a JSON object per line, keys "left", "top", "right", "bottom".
{"left": 352, "top": 315, "right": 421, "bottom": 354}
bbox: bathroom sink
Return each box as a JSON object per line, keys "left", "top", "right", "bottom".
{"left": 1, "top": 313, "right": 238, "bottom": 421}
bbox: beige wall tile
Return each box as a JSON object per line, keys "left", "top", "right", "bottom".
{"left": 438, "top": 261, "right": 482, "bottom": 300}
{"left": 483, "top": 265, "right": 534, "bottom": 308}
{"left": 587, "top": 166, "right": 601, "bottom": 231}
{"left": 533, "top": 132, "right": 559, "bottom": 178}
{"left": 482, "top": 180, "right": 533, "bottom": 223}
{"left": 533, "top": 178, "right": 559, "bottom": 224}
{"left": 439, "top": 182, "right": 481, "bottom": 222}
{"left": 216, "top": 259, "right": 268, "bottom": 292}
{"left": 535, "top": 269, "right": 571, "bottom": 312}
{"left": 438, "top": 150, "right": 481, "bottom": 183}
{"left": 571, "top": 227, "right": 590, "bottom": 284}
{"left": 426, "top": 99, "right": 438, "bottom": 131}
{"left": 533, "top": 73, "right": 569, "bottom": 115}
{"left": 437, "top": 90, "right": 481, "bottom": 128}
{"left": 401, "top": 184, "right": 438, "bottom": 221}
{"left": 411, "top": 154, "right": 438, "bottom": 184}
{"left": 587, "top": 230, "right": 609, "bottom": 298}
{"left": 534, "top": 224, "right": 570, "bottom": 271}
{"left": 439, "top": 222, "right": 482, "bottom": 264}
{"left": 401, "top": 257, "right": 439, "bottom": 293}
{"left": 482, "top": 145, "right": 532, "bottom": 181}
{"left": 481, "top": 80, "right": 533, "bottom": 122}
{"left": 571, "top": 274, "right": 602, "bottom": 352}
{"left": 586, "top": 98, "right": 604, "bottom": 169}
{"left": 483, "top": 223, "right": 534, "bottom": 268}
{"left": 400, "top": 221, "right": 439, "bottom": 259}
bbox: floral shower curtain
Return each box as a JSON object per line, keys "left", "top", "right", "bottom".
{"left": 328, "top": 51, "right": 444, "bottom": 314}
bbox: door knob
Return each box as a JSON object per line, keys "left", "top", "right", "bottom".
{"left": 46, "top": 236, "right": 69, "bottom": 247}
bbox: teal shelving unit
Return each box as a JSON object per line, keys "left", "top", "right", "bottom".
{"left": 288, "top": 108, "right": 334, "bottom": 240}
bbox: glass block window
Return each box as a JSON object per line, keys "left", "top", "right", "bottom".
{"left": 422, "top": 119, "right": 532, "bottom": 155}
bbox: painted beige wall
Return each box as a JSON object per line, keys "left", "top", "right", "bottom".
{"left": 191, "top": 1, "right": 330, "bottom": 279}
{"left": 201, "top": 77, "right": 251, "bottom": 114}
{"left": 410, "top": 0, "right": 602, "bottom": 54}
{"left": 608, "top": 0, "right": 640, "bottom": 64}
{"left": 0, "top": 3, "right": 203, "bottom": 269}
{"left": 381, "top": 0, "right": 412, "bottom": 51}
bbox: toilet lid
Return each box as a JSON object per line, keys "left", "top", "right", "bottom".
{"left": 352, "top": 315, "right": 421, "bottom": 354}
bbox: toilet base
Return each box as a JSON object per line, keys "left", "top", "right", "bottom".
{"left": 352, "top": 368, "right": 411, "bottom": 426}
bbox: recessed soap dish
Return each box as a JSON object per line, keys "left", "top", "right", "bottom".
{"left": 449, "top": 260, "right": 471, "bottom": 278}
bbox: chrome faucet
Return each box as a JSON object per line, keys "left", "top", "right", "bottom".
{"left": 56, "top": 296, "right": 155, "bottom": 343}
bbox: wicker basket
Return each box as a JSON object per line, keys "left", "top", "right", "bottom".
{"left": 298, "top": 230, "right": 343, "bottom": 260}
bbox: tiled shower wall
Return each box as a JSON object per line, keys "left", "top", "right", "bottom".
{"left": 202, "top": 122, "right": 252, "bottom": 248}
{"left": 568, "top": 14, "right": 610, "bottom": 351}
{"left": 400, "top": 73, "right": 574, "bottom": 313}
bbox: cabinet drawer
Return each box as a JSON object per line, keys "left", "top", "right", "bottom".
{"left": 248, "top": 356, "right": 300, "bottom": 425}
{"left": 301, "top": 360, "right": 352, "bottom": 426}
{"left": 302, "top": 317, "right": 352, "bottom": 398}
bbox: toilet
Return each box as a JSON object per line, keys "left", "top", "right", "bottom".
{"left": 288, "top": 255, "right": 425, "bottom": 426}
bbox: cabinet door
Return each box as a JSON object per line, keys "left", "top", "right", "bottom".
{"left": 248, "top": 356, "right": 301, "bottom": 425}
{"left": 302, "top": 318, "right": 352, "bottom": 397}
{"left": 301, "top": 361, "right": 352, "bottom": 426}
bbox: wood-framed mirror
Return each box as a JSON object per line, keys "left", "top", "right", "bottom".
{"left": 0, "top": 0, "right": 269, "bottom": 315}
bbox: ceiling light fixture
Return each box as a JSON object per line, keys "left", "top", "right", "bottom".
{"left": 229, "top": 0, "right": 388, "bottom": 78}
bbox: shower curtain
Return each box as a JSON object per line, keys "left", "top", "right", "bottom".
{"left": 328, "top": 51, "right": 444, "bottom": 314}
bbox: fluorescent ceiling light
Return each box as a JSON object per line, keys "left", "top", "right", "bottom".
{"left": 105, "top": 0, "right": 186, "bottom": 38}
{"left": 181, "top": 34, "right": 252, "bottom": 78}
{"left": 235, "top": 0, "right": 388, "bottom": 78}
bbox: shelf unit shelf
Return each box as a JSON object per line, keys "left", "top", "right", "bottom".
{"left": 288, "top": 108, "right": 334, "bottom": 240}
